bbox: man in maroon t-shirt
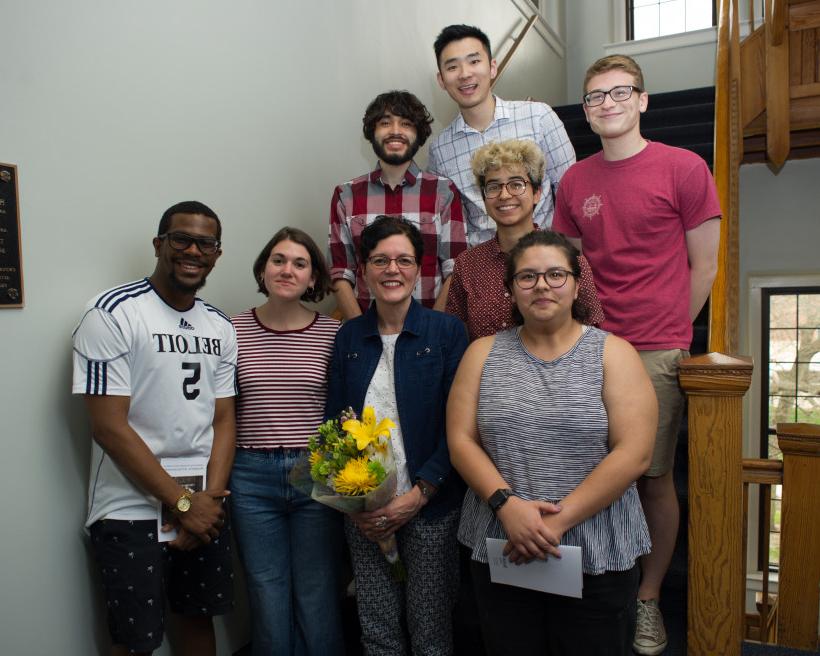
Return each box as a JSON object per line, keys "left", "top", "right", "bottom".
{"left": 553, "top": 55, "right": 721, "bottom": 656}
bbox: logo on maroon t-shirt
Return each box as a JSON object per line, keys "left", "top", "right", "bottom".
{"left": 582, "top": 194, "right": 603, "bottom": 220}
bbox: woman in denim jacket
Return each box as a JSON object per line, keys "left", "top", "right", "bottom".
{"left": 327, "top": 215, "right": 468, "bottom": 656}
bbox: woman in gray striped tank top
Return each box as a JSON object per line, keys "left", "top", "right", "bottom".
{"left": 447, "top": 231, "right": 658, "bottom": 655}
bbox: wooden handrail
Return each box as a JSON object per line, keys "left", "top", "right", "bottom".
{"left": 679, "top": 352, "right": 753, "bottom": 656}
{"left": 741, "top": 458, "right": 783, "bottom": 485}
{"left": 710, "top": 0, "right": 742, "bottom": 354}
{"left": 765, "top": 0, "right": 791, "bottom": 168}
{"left": 776, "top": 422, "right": 820, "bottom": 650}
{"left": 493, "top": 14, "right": 539, "bottom": 87}
{"left": 742, "top": 457, "right": 782, "bottom": 643}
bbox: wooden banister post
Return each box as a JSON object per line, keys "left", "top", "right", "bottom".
{"left": 776, "top": 423, "right": 820, "bottom": 650}
{"left": 679, "top": 353, "right": 753, "bottom": 656}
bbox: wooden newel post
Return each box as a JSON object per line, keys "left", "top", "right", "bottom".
{"left": 678, "top": 353, "right": 753, "bottom": 656}
{"left": 776, "top": 423, "right": 820, "bottom": 650}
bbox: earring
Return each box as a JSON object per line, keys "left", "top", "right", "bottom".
{"left": 306, "top": 286, "right": 314, "bottom": 295}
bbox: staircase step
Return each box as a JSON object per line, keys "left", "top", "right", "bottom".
{"left": 641, "top": 102, "right": 715, "bottom": 128}
{"left": 643, "top": 122, "right": 714, "bottom": 143}
{"left": 639, "top": 86, "right": 715, "bottom": 110}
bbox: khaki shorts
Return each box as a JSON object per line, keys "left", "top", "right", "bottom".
{"left": 638, "top": 349, "right": 689, "bottom": 477}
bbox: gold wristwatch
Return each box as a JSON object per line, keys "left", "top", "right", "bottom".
{"left": 174, "top": 491, "right": 193, "bottom": 513}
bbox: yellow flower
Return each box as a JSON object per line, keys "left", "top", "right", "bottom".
{"left": 308, "top": 450, "right": 322, "bottom": 466}
{"left": 343, "top": 406, "right": 396, "bottom": 451}
{"left": 333, "top": 457, "right": 378, "bottom": 496}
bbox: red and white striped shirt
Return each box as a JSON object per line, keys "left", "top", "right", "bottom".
{"left": 233, "top": 308, "right": 340, "bottom": 449}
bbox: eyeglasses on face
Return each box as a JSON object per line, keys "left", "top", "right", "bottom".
{"left": 583, "top": 85, "right": 642, "bottom": 107}
{"left": 366, "top": 255, "right": 418, "bottom": 270}
{"left": 512, "top": 268, "right": 575, "bottom": 290}
{"left": 159, "top": 232, "right": 221, "bottom": 255}
{"left": 483, "top": 179, "right": 529, "bottom": 199}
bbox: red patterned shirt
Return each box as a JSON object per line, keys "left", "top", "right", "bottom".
{"left": 445, "top": 231, "right": 605, "bottom": 341}
{"left": 328, "top": 162, "right": 467, "bottom": 312}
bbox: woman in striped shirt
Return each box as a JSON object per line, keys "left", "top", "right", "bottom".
{"left": 230, "top": 227, "right": 345, "bottom": 656}
{"left": 447, "top": 230, "right": 658, "bottom": 655}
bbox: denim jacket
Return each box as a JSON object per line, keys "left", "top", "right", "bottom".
{"left": 326, "top": 299, "right": 469, "bottom": 519}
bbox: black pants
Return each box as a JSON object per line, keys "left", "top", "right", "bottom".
{"left": 470, "top": 559, "right": 639, "bottom": 656}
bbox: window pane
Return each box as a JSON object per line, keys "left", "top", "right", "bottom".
{"left": 769, "top": 329, "right": 797, "bottom": 362}
{"left": 798, "top": 294, "right": 820, "bottom": 326}
{"left": 767, "top": 434, "right": 783, "bottom": 460}
{"left": 633, "top": 5, "right": 660, "bottom": 39}
{"left": 798, "top": 328, "right": 820, "bottom": 360}
{"left": 769, "top": 395, "right": 797, "bottom": 428}
{"left": 797, "top": 396, "right": 820, "bottom": 423}
{"left": 769, "top": 495, "right": 781, "bottom": 566}
{"left": 770, "top": 295, "right": 796, "bottom": 328}
{"left": 633, "top": 0, "right": 658, "bottom": 7}
{"left": 685, "top": 0, "right": 714, "bottom": 30}
{"left": 769, "top": 530, "right": 780, "bottom": 566}
{"left": 769, "top": 362, "right": 795, "bottom": 396}
{"left": 771, "top": 497, "right": 781, "bottom": 532}
{"left": 796, "top": 364, "right": 820, "bottom": 396}
{"left": 659, "top": 0, "right": 685, "bottom": 36}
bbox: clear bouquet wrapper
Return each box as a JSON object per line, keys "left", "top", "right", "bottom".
{"left": 289, "top": 407, "right": 406, "bottom": 581}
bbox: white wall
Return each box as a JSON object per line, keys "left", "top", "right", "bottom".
{"left": 0, "top": 1, "right": 565, "bottom": 653}
{"left": 738, "top": 158, "right": 820, "bottom": 455}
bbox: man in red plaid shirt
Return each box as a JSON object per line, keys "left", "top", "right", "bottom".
{"left": 328, "top": 90, "right": 467, "bottom": 320}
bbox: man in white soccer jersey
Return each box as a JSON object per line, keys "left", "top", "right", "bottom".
{"left": 73, "top": 201, "right": 237, "bottom": 656}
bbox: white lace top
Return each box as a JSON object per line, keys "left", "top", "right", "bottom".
{"left": 363, "top": 333, "right": 412, "bottom": 495}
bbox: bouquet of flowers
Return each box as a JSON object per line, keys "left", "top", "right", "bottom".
{"left": 291, "top": 406, "right": 406, "bottom": 581}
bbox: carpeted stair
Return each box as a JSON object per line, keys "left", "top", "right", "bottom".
{"left": 552, "top": 85, "right": 715, "bottom": 168}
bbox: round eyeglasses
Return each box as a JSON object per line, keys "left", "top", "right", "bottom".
{"left": 583, "top": 85, "right": 642, "bottom": 107}
{"left": 512, "top": 268, "right": 575, "bottom": 290}
{"left": 366, "top": 255, "right": 418, "bottom": 269}
{"left": 483, "top": 179, "right": 529, "bottom": 199}
{"left": 159, "top": 232, "right": 221, "bottom": 255}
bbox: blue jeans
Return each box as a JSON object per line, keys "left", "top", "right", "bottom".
{"left": 230, "top": 447, "right": 346, "bottom": 656}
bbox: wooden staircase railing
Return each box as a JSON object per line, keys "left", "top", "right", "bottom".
{"left": 681, "top": 352, "right": 820, "bottom": 654}
{"left": 711, "top": 0, "right": 820, "bottom": 353}
{"left": 741, "top": 457, "right": 782, "bottom": 644}
{"left": 776, "top": 422, "right": 820, "bottom": 650}
{"left": 679, "top": 353, "right": 753, "bottom": 656}
{"left": 493, "top": 13, "right": 539, "bottom": 88}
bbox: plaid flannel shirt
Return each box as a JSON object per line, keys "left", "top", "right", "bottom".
{"left": 429, "top": 97, "right": 576, "bottom": 247}
{"left": 328, "top": 162, "right": 467, "bottom": 312}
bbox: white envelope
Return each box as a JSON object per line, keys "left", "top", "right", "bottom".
{"left": 485, "top": 538, "right": 583, "bottom": 598}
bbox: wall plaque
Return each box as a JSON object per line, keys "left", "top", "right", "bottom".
{"left": 0, "top": 163, "right": 23, "bottom": 308}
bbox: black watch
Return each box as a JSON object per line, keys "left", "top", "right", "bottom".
{"left": 488, "top": 488, "right": 514, "bottom": 515}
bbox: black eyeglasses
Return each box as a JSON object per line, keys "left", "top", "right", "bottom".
{"left": 483, "top": 179, "right": 529, "bottom": 199}
{"left": 366, "top": 255, "right": 418, "bottom": 269}
{"left": 583, "top": 85, "right": 642, "bottom": 107}
{"left": 159, "top": 232, "right": 221, "bottom": 255}
{"left": 512, "top": 268, "right": 575, "bottom": 290}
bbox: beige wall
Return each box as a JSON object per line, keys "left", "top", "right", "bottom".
{"left": 0, "top": 1, "right": 565, "bottom": 653}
